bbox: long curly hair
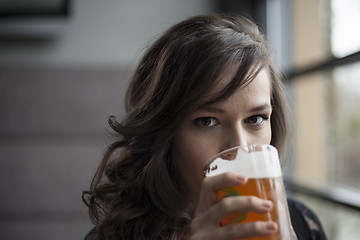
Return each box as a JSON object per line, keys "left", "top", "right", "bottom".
{"left": 83, "top": 13, "right": 290, "bottom": 239}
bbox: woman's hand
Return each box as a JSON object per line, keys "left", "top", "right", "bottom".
{"left": 190, "top": 172, "right": 277, "bottom": 240}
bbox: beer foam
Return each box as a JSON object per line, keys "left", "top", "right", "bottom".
{"left": 205, "top": 147, "right": 282, "bottom": 178}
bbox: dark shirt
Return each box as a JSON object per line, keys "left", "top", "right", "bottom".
{"left": 85, "top": 198, "right": 327, "bottom": 239}
{"left": 288, "top": 198, "right": 327, "bottom": 239}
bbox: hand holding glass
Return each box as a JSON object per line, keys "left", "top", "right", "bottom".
{"left": 204, "top": 144, "right": 296, "bottom": 240}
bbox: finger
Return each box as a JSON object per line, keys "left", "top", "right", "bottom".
{"left": 197, "top": 221, "right": 278, "bottom": 240}
{"left": 200, "top": 196, "right": 273, "bottom": 226}
{"left": 195, "top": 172, "right": 247, "bottom": 215}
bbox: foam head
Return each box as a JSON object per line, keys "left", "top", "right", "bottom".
{"left": 204, "top": 144, "right": 282, "bottom": 178}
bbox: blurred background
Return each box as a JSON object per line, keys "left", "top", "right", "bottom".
{"left": 0, "top": 0, "right": 359, "bottom": 239}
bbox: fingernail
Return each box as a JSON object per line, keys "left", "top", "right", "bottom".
{"left": 236, "top": 175, "right": 247, "bottom": 183}
{"left": 263, "top": 200, "right": 273, "bottom": 209}
{"left": 266, "top": 222, "right": 277, "bottom": 231}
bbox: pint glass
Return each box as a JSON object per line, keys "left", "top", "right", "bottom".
{"left": 204, "top": 144, "right": 296, "bottom": 240}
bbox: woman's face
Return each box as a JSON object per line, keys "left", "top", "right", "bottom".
{"left": 173, "top": 69, "right": 272, "bottom": 202}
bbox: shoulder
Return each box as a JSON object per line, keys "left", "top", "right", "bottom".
{"left": 84, "top": 227, "right": 96, "bottom": 240}
{"left": 287, "top": 198, "right": 327, "bottom": 240}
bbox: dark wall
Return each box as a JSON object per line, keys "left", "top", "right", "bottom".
{"left": 215, "top": 0, "right": 267, "bottom": 33}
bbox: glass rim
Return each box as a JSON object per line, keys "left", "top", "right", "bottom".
{"left": 203, "top": 143, "right": 277, "bottom": 173}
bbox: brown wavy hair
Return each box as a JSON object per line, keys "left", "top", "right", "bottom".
{"left": 83, "top": 14, "right": 290, "bottom": 239}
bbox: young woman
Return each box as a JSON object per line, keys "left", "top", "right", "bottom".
{"left": 83, "top": 14, "right": 327, "bottom": 239}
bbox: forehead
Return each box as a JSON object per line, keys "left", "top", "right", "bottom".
{"left": 201, "top": 67, "right": 271, "bottom": 105}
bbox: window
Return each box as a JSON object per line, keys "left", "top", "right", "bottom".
{"left": 287, "top": 0, "right": 360, "bottom": 239}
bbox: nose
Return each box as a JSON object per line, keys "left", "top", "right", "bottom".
{"left": 223, "top": 123, "right": 249, "bottom": 150}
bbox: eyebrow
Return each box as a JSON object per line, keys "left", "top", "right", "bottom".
{"left": 197, "top": 103, "right": 272, "bottom": 113}
{"left": 249, "top": 103, "right": 272, "bottom": 113}
{"left": 197, "top": 105, "right": 226, "bottom": 113}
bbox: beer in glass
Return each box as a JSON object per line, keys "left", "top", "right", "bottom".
{"left": 204, "top": 144, "right": 296, "bottom": 240}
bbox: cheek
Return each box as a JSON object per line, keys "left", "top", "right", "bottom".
{"left": 266, "top": 121, "right": 272, "bottom": 143}
{"left": 248, "top": 123, "right": 272, "bottom": 146}
{"left": 263, "top": 123, "right": 272, "bottom": 144}
{"left": 173, "top": 131, "right": 218, "bottom": 197}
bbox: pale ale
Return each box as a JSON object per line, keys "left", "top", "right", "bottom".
{"left": 205, "top": 145, "right": 295, "bottom": 240}
{"left": 217, "top": 177, "right": 289, "bottom": 240}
